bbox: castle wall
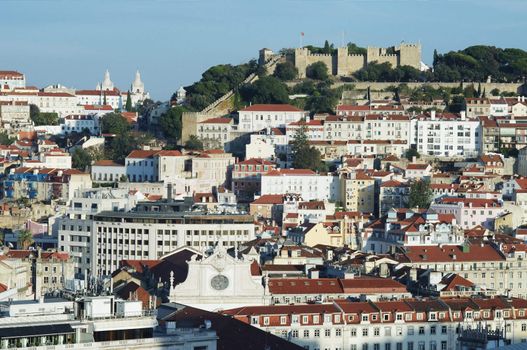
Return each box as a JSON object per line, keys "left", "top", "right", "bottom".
{"left": 337, "top": 48, "right": 365, "bottom": 76}
{"left": 295, "top": 48, "right": 335, "bottom": 78}
{"left": 367, "top": 47, "right": 398, "bottom": 68}
{"left": 294, "top": 43, "right": 422, "bottom": 77}
{"left": 397, "top": 44, "right": 422, "bottom": 69}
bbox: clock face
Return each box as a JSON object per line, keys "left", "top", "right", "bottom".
{"left": 210, "top": 274, "right": 229, "bottom": 290}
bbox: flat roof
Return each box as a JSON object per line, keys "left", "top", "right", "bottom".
{"left": 0, "top": 323, "right": 74, "bottom": 339}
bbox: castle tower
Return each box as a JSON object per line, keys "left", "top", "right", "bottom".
{"left": 131, "top": 70, "right": 145, "bottom": 94}
{"left": 398, "top": 43, "right": 422, "bottom": 70}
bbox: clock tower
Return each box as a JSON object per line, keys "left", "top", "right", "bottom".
{"left": 169, "top": 243, "right": 270, "bottom": 311}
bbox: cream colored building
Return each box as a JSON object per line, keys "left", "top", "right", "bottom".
{"left": 340, "top": 171, "right": 375, "bottom": 213}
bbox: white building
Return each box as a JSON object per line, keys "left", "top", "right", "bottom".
{"left": 430, "top": 197, "right": 504, "bottom": 229}
{"left": 224, "top": 296, "right": 527, "bottom": 350}
{"left": 0, "top": 101, "right": 30, "bottom": 129}
{"left": 61, "top": 114, "right": 99, "bottom": 134}
{"left": 169, "top": 244, "right": 269, "bottom": 311}
{"left": 91, "top": 160, "right": 126, "bottom": 183}
{"left": 0, "top": 70, "right": 25, "bottom": 90}
{"left": 92, "top": 200, "right": 256, "bottom": 275}
{"left": 246, "top": 127, "right": 288, "bottom": 160}
{"left": 57, "top": 188, "right": 143, "bottom": 278}
{"left": 412, "top": 111, "right": 481, "bottom": 158}
{"left": 261, "top": 169, "right": 340, "bottom": 202}
{"left": 238, "top": 104, "right": 307, "bottom": 132}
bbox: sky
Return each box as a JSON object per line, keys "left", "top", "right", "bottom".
{"left": 1, "top": 0, "right": 526, "bottom": 100}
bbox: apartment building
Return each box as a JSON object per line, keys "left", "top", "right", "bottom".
{"left": 92, "top": 199, "right": 255, "bottom": 276}
{"left": 225, "top": 296, "right": 527, "bottom": 350}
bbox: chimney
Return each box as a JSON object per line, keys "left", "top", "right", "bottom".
{"left": 522, "top": 96, "right": 525, "bottom": 103}
{"left": 518, "top": 96, "right": 521, "bottom": 102}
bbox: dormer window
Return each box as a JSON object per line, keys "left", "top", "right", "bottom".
{"left": 280, "top": 316, "right": 287, "bottom": 325}
{"left": 362, "top": 315, "right": 369, "bottom": 322}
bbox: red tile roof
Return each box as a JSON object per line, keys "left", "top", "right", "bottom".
{"left": 200, "top": 117, "right": 233, "bottom": 124}
{"left": 93, "top": 160, "right": 123, "bottom": 167}
{"left": 265, "top": 169, "right": 316, "bottom": 176}
{"left": 252, "top": 195, "right": 284, "bottom": 205}
{"left": 240, "top": 104, "right": 302, "bottom": 112}
{"left": 398, "top": 243, "right": 504, "bottom": 263}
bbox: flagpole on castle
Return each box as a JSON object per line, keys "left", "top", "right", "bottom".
{"left": 300, "top": 32, "right": 304, "bottom": 47}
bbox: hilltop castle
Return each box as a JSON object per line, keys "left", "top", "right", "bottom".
{"left": 260, "top": 43, "right": 422, "bottom": 78}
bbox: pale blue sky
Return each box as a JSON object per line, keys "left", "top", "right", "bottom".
{"left": 1, "top": 0, "right": 526, "bottom": 99}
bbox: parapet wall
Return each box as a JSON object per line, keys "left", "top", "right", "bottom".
{"left": 294, "top": 43, "right": 422, "bottom": 78}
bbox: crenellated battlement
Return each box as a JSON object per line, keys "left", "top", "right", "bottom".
{"left": 291, "top": 42, "right": 421, "bottom": 78}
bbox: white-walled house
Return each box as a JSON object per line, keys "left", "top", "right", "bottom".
{"left": 238, "top": 104, "right": 307, "bottom": 132}
{"left": 261, "top": 169, "right": 340, "bottom": 202}
{"left": 91, "top": 160, "right": 126, "bottom": 182}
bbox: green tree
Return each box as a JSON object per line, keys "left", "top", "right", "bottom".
{"left": 448, "top": 95, "right": 466, "bottom": 113}
{"left": 291, "top": 125, "right": 327, "bottom": 172}
{"left": 433, "top": 49, "right": 439, "bottom": 67}
{"left": 125, "top": 91, "right": 132, "bottom": 112}
{"left": 72, "top": 148, "right": 92, "bottom": 171}
{"left": 17, "top": 229, "right": 34, "bottom": 249}
{"left": 29, "top": 104, "right": 40, "bottom": 120}
{"left": 408, "top": 179, "right": 433, "bottom": 209}
{"left": 109, "top": 133, "right": 135, "bottom": 163}
{"left": 306, "top": 62, "right": 329, "bottom": 81}
{"left": 347, "top": 43, "right": 367, "bottom": 55}
{"left": 490, "top": 88, "right": 500, "bottom": 96}
{"left": 101, "top": 112, "right": 130, "bottom": 134}
{"left": 31, "top": 112, "right": 59, "bottom": 126}
{"left": 185, "top": 135, "right": 204, "bottom": 150}
{"left": 273, "top": 61, "right": 298, "bottom": 81}
{"left": 159, "top": 107, "right": 185, "bottom": 143}
{"left": 239, "top": 76, "right": 290, "bottom": 104}
{"left": 0, "top": 132, "right": 14, "bottom": 145}
{"left": 404, "top": 148, "right": 420, "bottom": 161}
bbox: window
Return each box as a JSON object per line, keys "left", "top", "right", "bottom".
{"left": 303, "top": 329, "right": 310, "bottom": 338}
{"left": 302, "top": 315, "right": 308, "bottom": 324}
{"left": 408, "top": 326, "right": 414, "bottom": 335}
{"left": 441, "top": 342, "right": 447, "bottom": 350}
{"left": 386, "top": 344, "right": 392, "bottom": 350}
{"left": 362, "top": 328, "right": 369, "bottom": 336}
{"left": 263, "top": 317, "right": 269, "bottom": 325}
{"left": 430, "top": 342, "right": 436, "bottom": 350}
{"left": 351, "top": 328, "right": 357, "bottom": 337}
{"left": 418, "top": 342, "right": 425, "bottom": 350}
{"left": 396, "top": 314, "right": 403, "bottom": 321}
{"left": 336, "top": 329, "right": 342, "bottom": 336}
{"left": 441, "top": 326, "right": 447, "bottom": 334}
{"left": 292, "top": 330, "right": 298, "bottom": 338}
{"left": 314, "top": 329, "right": 320, "bottom": 337}
{"left": 325, "top": 329, "right": 331, "bottom": 337}
{"left": 397, "top": 344, "right": 403, "bottom": 350}
{"left": 363, "top": 345, "right": 369, "bottom": 350}
{"left": 280, "top": 316, "right": 286, "bottom": 325}
{"left": 408, "top": 342, "right": 414, "bottom": 350}
{"left": 251, "top": 316, "right": 258, "bottom": 325}
{"left": 430, "top": 326, "right": 436, "bottom": 335}
{"left": 362, "top": 315, "right": 369, "bottom": 322}
{"left": 405, "top": 313, "right": 412, "bottom": 321}
{"left": 419, "top": 327, "right": 425, "bottom": 335}
{"left": 385, "top": 327, "right": 391, "bottom": 336}
{"left": 374, "top": 328, "right": 380, "bottom": 336}
{"left": 374, "top": 344, "right": 380, "bottom": 350}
